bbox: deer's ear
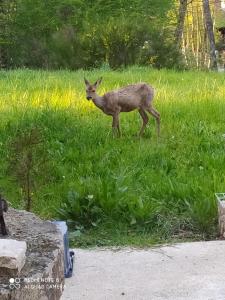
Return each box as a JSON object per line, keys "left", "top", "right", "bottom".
{"left": 84, "top": 77, "right": 90, "bottom": 87}
{"left": 94, "top": 77, "right": 103, "bottom": 88}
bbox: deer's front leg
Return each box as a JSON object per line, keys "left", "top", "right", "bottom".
{"left": 112, "top": 111, "right": 121, "bottom": 137}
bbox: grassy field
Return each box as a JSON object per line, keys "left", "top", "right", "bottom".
{"left": 0, "top": 67, "right": 224, "bottom": 246}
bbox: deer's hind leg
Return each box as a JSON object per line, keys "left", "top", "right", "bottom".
{"left": 146, "top": 106, "right": 160, "bottom": 137}
{"left": 138, "top": 109, "right": 149, "bottom": 137}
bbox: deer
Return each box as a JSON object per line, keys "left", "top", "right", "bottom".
{"left": 84, "top": 77, "right": 160, "bottom": 138}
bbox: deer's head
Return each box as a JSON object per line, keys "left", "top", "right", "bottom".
{"left": 84, "top": 77, "right": 102, "bottom": 100}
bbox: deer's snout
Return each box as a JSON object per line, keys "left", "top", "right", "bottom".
{"left": 86, "top": 96, "right": 92, "bottom": 100}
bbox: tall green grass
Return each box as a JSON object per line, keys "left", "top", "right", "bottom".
{"left": 0, "top": 67, "right": 224, "bottom": 244}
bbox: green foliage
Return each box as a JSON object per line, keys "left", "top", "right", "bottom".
{"left": 0, "top": 67, "right": 223, "bottom": 242}
{"left": 57, "top": 190, "right": 103, "bottom": 229}
{"left": 185, "top": 197, "right": 218, "bottom": 235}
{"left": 7, "top": 126, "right": 51, "bottom": 211}
{"left": 1, "top": 0, "right": 181, "bottom": 69}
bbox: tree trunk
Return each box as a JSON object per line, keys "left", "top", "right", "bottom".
{"left": 202, "top": 0, "right": 217, "bottom": 70}
{"left": 175, "top": 0, "right": 188, "bottom": 47}
{"left": 0, "top": 0, "right": 7, "bottom": 69}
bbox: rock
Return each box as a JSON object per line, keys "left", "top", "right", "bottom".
{"left": 0, "top": 208, "right": 64, "bottom": 300}
{"left": 218, "top": 200, "right": 225, "bottom": 238}
{"left": 0, "top": 239, "right": 26, "bottom": 277}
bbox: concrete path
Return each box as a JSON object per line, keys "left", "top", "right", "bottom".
{"left": 61, "top": 241, "right": 225, "bottom": 300}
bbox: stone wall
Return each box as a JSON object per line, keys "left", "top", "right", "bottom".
{"left": 0, "top": 208, "right": 64, "bottom": 300}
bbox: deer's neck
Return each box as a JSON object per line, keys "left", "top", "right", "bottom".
{"left": 92, "top": 94, "right": 104, "bottom": 109}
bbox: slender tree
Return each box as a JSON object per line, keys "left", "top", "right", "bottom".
{"left": 202, "top": 0, "right": 217, "bottom": 70}
{"left": 0, "top": 0, "right": 5, "bottom": 68}
{"left": 175, "top": 0, "right": 188, "bottom": 47}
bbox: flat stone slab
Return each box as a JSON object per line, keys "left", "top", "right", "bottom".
{"left": 0, "top": 239, "right": 26, "bottom": 277}
{"left": 62, "top": 241, "right": 225, "bottom": 300}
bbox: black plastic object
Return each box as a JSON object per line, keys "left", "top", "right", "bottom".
{"left": 53, "top": 221, "right": 74, "bottom": 278}
{"left": 0, "top": 195, "right": 8, "bottom": 235}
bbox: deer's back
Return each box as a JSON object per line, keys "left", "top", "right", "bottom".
{"left": 103, "top": 83, "right": 154, "bottom": 112}
{"left": 117, "top": 83, "right": 153, "bottom": 96}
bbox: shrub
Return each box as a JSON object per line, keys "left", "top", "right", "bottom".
{"left": 56, "top": 190, "right": 103, "bottom": 229}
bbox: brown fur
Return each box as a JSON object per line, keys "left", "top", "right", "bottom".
{"left": 84, "top": 78, "right": 160, "bottom": 137}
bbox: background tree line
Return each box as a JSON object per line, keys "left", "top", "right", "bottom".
{"left": 176, "top": 0, "right": 218, "bottom": 70}
{"left": 0, "top": 0, "right": 221, "bottom": 70}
